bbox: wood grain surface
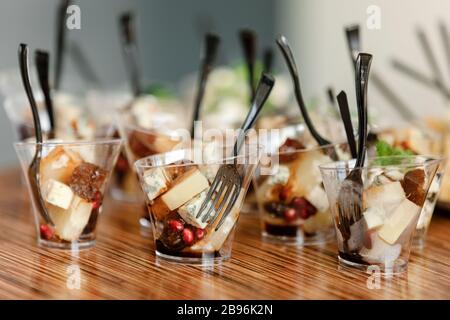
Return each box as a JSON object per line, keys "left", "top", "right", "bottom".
{"left": 0, "top": 168, "right": 449, "bottom": 299}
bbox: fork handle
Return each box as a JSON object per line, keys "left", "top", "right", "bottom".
{"left": 191, "top": 33, "right": 220, "bottom": 137}
{"left": 337, "top": 91, "right": 357, "bottom": 158}
{"left": 355, "top": 53, "right": 372, "bottom": 167}
{"left": 120, "top": 12, "right": 142, "bottom": 97}
{"left": 345, "top": 25, "right": 360, "bottom": 69}
{"left": 276, "top": 36, "right": 331, "bottom": 147}
{"left": 234, "top": 73, "right": 275, "bottom": 156}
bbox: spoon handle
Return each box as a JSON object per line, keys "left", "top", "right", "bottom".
{"left": 191, "top": 33, "right": 220, "bottom": 137}
{"left": 239, "top": 29, "right": 257, "bottom": 102}
{"left": 234, "top": 73, "right": 275, "bottom": 156}
{"left": 54, "top": 0, "right": 70, "bottom": 90}
{"left": 19, "top": 44, "right": 42, "bottom": 144}
{"left": 337, "top": 91, "right": 357, "bottom": 158}
{"left": 355, "top": 53, "right": 372, "bottom": 167}
{"left": 35, "top": 50, "right": 55, "bottom": 139}
{"left": 119, "top": 12, "right": 142, "bottom": 97}
{"left": 19, "top": 44, "right": 54, "bottom": 226}
{"left": 276, "top": 35, "right": 331, "bottom": 146}
{"left": 263, "top": 47, "right": 273, "bottom": 74}
{"left": 345, "top": 25, "right": 360, "bottom": 68}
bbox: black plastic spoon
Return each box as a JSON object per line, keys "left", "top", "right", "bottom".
{"left": 239, "top": 29, "right": 257, "bottom": 102}
{"left": 336, "top": 53, "right": 372, "bottom": 247}
{"left": 54, "top": 0, "right": 70, "bottom": 90}
{"left": 119, "top": 12, "right": 142, "bottom": 97}
{"left": 336, "top": 91, "right": 357, "bottom": 158}
{"left": 263, "top": 47, "right": 273, "bottom": 74}
{"left": 35, "top": 50, "right": 55, "bottom": 139}
{"left": 276, "top": 35, "right": 331, "bottom": 147}
{"left": 19, "top": 44, "right": 54, "bottom": 226}
{"left": 191, "top": 33, "right": 220, "bottom": 137}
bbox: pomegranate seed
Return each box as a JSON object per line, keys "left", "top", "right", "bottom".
{"left": 182, "top": 228, "right": 194, "bottom": 245}
{"left": 92, "top": 191, "right": 102, "bottom": 210}
{"left": 283, "top": 208, "right": 297, "bottom": 222}
{"left": 291, "top": 197, "right": 307, "bottom": 209}
{"left": 40, "top": 224, "right": 54, "bottom": 240}
{"left": 195, "top": 228, "right": 205, "bottom": 240}
{"left": 168, "top": 219, "right": 184, "bottom": 232}
{"left": 298, "top": 208, "right": 310, "bottom": 220}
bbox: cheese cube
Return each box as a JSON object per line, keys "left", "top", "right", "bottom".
{"left": 360, "top": 232, "right": 402, "bottom": 264}
{"left": 48, "top": 195, "right": 93, "bottom": 242}
{"left": 178, "top": 191, "right": 209, "bottom": 228}
{"left": 378, "top": 199, "right": 420, "bottom": 244}
{"left": 143, "top": 167, "right": 169, "bottom": 201}
{"left": 161, "top": 168, "right": 209, "bottom": 210}
{"left": 365, "top": 181, "right": 405, "bottom": 213}
{"left": 40, "top": 146, "right": 82, "bottom": 184}
{"left": 363, "top": 206, "right": 385, "bottom": 230}
{"left": 43, "top": 179, "right": 74, "bottom": 210}
{"left": 305, "top": 186, "right": 329, "bottom": 212}
{"left": 268, "top": 165, "right": 290, "bottom": 185}
{"left": 190, "top": 191, "right": 244, "bottom": 252}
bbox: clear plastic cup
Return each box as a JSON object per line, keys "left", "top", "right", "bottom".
{"left": 368, "top": 126, "right": 446, "bottom": 249}
{"left": 14, "top": 139, "right": 122, "bottom": 249}
{"left": 320, "top": 155, "right": 443, "bottom": 274}
{"left": 134, "top": 143, "right": 261, "bottom": 264}
{"left": 116, "top": 101, "right": 189, "bottom": 228}
{"left": 254, "top": 138, "right": 350, "bottom": 245}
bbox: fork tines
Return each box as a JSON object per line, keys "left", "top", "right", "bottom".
{"left": 196, "top": 165, "right": 242, "bottom": 231}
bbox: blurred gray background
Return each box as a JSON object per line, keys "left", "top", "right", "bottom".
{"left": 1, "top": 0, "right": 450, "bottom": 166}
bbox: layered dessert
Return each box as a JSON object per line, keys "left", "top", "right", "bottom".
{"left": 135, "top": 146, "right": 258, "bottom": 263}
{"left": 15, "top": 139, "right": 121, "bottom": 249}
{"left": 369, "top": 127, "right": 445, "bottom": 247}
{"left": 37, "top": 146, "right": 109, "bottom": 246}
{"left": 320, "top": 156, "right": 441, "bottom": 272}
{"left": 254, "top": 137, "right": 349, "bottom": 244}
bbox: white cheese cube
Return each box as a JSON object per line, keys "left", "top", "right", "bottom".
{"left": 178, "top": 191, "right": 209, "bottom": 229}
{"left": 268, "top": 165, "right": 290, "bottom": 185}
{"left": 48, "top": 195, "right": 93, "bottom": 242}
{"left": 161, "top": 168, "right": 209, "bottom": 210}
{"left": 305, "top": 186, "right": 329, "bottom": 212}
{"left": 143, "top": 167, "right": 169, "bottom": 201}
{"left": 190, "top": 191, "right": 244, "bottom": 252}
{"left": 43, "top": 179, "right": 74, "bottom": 210}
{"left": 378, "top": 199, "right": 420, "bottom": 244}
{"left": 363, "top": 206, "right": 385, "bottom": 230}
{"left": 365, "top": 181, "right": 405, "bottom": 214}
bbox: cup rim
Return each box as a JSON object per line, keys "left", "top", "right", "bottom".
{"left": 134, "top": 143, "right": 263, "bottom": 169}
{"left": 13, "top": 137, "right": 123, "bottom": 148}
{"left": 269, "top": 140, "right": 349, "bottom": 156}
{"left": 319, "top": 154, "right": 446, "bottom": 171}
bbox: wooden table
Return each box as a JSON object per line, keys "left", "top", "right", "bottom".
{"left": 0, "top": 168, "right": 449, "bottom": 300}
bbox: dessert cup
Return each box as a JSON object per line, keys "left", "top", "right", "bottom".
{"left": 253, "top": 136, "right": 350, "bottom": 245}
{"left": 134, "top": 143, "right": 261, "bottom": 264}
{"left": 14, "top": 139, "right": 122, "bottom": 249}
{"left": 117, "top": 104, "right": 189, "bottom": 228}
{"left": 320, "top": 155, "right": 443, "bottom": 274}
{"left": 369, "top": 126, "right": 446, "bottom": 249}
